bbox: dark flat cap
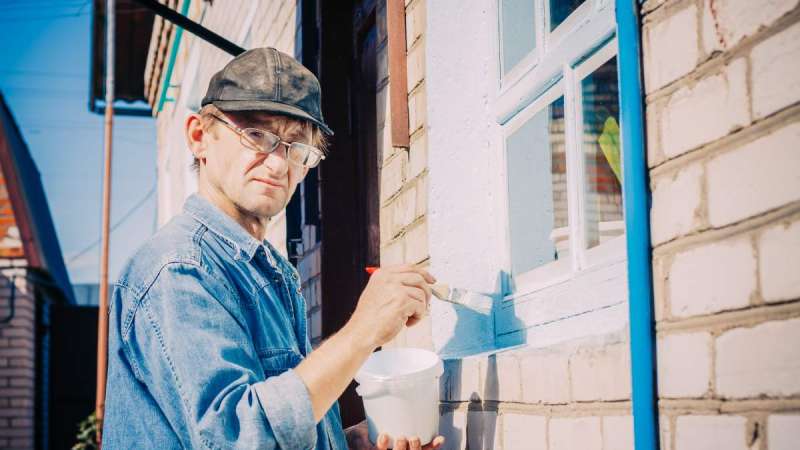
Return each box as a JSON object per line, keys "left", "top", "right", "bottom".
{"left": 202, "top": 47, "right": 333, "bottom": 135}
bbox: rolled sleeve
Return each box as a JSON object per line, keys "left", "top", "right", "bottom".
{"left": 254, "top": 369, "right": 317, "bottom": 450}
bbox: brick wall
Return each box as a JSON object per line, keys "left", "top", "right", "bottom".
{"left": 0, "top": 173, "right": 35, "bottom": 449}
{"left": 380, "top": 0, "right": 433, "bottom": 349}
{"left": 643, "top": 0, "right": 800, "bottom": 449}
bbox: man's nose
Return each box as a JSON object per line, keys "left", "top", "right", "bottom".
{"left": 262, "top": 145, "right": 289, "bottom": 176}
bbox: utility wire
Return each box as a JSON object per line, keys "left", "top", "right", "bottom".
{"left": 66, "top": 182, "right": 157, "bottom": 264}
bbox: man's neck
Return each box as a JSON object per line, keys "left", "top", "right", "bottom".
{"left": 198, "top": 185, "right": 269, "bottom": 241}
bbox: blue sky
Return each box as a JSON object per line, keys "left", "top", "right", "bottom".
{"left": 0, "top": 0, "right": 158, "bottom": 285}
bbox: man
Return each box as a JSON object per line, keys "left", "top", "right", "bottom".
{"left": 102, "top": 48, "right": 445, "bottom": 450}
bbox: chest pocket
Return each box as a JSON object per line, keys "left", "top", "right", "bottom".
{"left": 258, "top": 348, "right": 303, "bottom": 378}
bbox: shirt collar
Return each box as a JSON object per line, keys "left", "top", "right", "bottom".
{"left": 183, "top": 193, "right": 265, "bottom": 262}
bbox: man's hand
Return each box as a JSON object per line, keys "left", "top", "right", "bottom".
{"left": 345, "top": 265, "right": 436, "bottom": 350}
{"left": 345, "top": 420, "right": 445, "bottom": 450}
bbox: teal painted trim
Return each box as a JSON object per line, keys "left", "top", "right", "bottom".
{"left": 616, "top": 1, "right": 660, "bottom": 450}
{"left": 156, "top": 0, "right": 192, "bottom": 113}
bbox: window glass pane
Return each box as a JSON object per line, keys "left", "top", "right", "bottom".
{"left": 550, "top": 0, "right": 586, "bottom": 31}
{"left": 500, "top": 0, "right": 536, "bottom": 75}
{"left": 581, "top": 57, "right": 623, "bottom": 249}
{"left": 507, "top": 96, "right": 569, "bottom": 275}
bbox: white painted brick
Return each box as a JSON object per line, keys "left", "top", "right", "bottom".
{"left": 391, "top": 186, "right": 417, "bottom": 233}
{"left": 570, "top": 342, "right": 631, "bottom": 402}
{"left": 650, "top": 163, "right": 704, "bottom": 245}
{"left": 549, "top": 417, "right": 602, "bottom": 450}
{"left": 408, "top": 85, "right": 426, "bottom": 133}
{"left": 759, "top": 219, "right": 800, "bottom": 303}
{"left": 408, "top": 132, "right": 428, "bottom": 179}
{"left": 467, "top": 411, "right": 499, "bottom": 450}
{"left": 675, "top": 415, "right": 747, "bottom": 450}
{"left": 405, "top": 0, "right": 425, "bottom": 51}
{"left": 661, "top": 58, "right": 749, "bottom": 158}
{"left": 519, "top": 350, "right": 570, "bottom": 404}
{"left": 441, "top": 357, "right": 481, "bottom": 402}
{"left": 669, "top": 237, "right": 756, "bottom": 318}
{"left": 716, "top": 318, "right": 800, "bottom": 398}
{"left": 415, "top": 175, "right": 428, "bottom": 219}
{"left": 502, "top": 414, "right": 547, "bottom": 450}
{"left": 660, "top": 415, "right": 672, "bottom": 450}
{"left": 751, "top": 21, "right": 800, "bottom": 120}
{"left": 768, "top": 415, "right": 800, "bottom": 450}
{"left": 404, "top": 220, "right": 428, "bottom": 264}
{"left": 481, "top": 352, "right": 522, "bottom": 402}
{"left": 700, "top": 0, "right": 724, "bottom": 56}
{"left": 439, "top": 411, "right": 467, "bottom": 450}
{"left": 707, "top": 122, "right": 800, "bottom": 227}
{"left": 602, "top": 416, "right": 634, "bottom": 450}
{"left": 403, "top": 312, "right": 433, "bottom": 349}
{"left": 407, "top": 38, "right": 426, "bottom": 93}
{"left": 381, "top": 239, "right": 404, "bottom": 266}
{"left": 657, "top": 332, "right": 712, "bottom": 397}
{"left": 700, "top": 0, "right": 799, "bottom": 50}
{"left": 644, "top": 4, "right": 699, "bottom": 92}
{"left": 381, "top": 152, "right": 407, "bottom": 202}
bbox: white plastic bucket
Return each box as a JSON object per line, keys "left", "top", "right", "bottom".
{"left": 355, "top": 348, "right": 444, "bottom": 447}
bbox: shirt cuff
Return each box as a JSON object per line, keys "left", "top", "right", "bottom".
{"left": 253, "top": 369, "right": 318, "bottom": 450}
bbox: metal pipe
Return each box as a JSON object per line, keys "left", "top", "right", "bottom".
{"left": 131, "top": 0, "right": 245, "bottom": 57}
{"left": 95, "top": 0, "right": 115, "bottom": 444}
{"left": 616, "top": 1, "right": 660, "bottom": 449}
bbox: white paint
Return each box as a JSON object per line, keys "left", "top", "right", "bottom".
{"left": 426, "top": 0, "right": 502, "bottom": 355}
{"left": 426, "top": 0, "right": 627, "bottom": 354}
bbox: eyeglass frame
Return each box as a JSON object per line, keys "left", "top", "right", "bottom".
{"left": 207, "top": 112, "right": 326, "bottom": 168}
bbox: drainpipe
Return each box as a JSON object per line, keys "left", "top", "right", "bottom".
{"left": 156, "top": 0, "right": 193, "bottom": 113}
{"left": 96, "top": 0, "right": 115, "bottom": 444}
{"left": 616, "top": 1, "right": 660, "bottom": 450}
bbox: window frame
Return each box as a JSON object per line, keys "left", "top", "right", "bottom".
{"left": 491, "top": 0, "right": 627, "bottom": 347}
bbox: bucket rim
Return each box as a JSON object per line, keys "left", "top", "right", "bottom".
{"left": 355, "top": 348, "right": 444, "bottom": 386}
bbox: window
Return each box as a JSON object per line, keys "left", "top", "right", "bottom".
{"left": 494, "top": 0, "right": 627, "bottom": 348}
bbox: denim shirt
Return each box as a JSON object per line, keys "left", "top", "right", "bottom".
{"left": 102, "top": 193, "right": 348, "bottom": 450}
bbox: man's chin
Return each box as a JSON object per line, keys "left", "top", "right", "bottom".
{"left": 247, "top": 197, "right": 286, "bottom": 218}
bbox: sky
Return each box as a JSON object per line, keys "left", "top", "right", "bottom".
{"left": 0, "top": 0, "right": 158, "bottom": 286}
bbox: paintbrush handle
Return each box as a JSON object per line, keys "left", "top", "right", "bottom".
{"left": 430, "top": 283, "right": 450, "bottom": 301}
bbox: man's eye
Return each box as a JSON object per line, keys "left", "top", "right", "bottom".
{"left": 244, "top": 129, "right": 267, "bottom": 142}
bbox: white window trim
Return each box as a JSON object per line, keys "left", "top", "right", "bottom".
{"left": 490, "top": 0, "right": 627, "bottom": 348}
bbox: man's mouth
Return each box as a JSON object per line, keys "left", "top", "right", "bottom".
{"left": 252, "top": 177, "right": 286, "bottom": 190}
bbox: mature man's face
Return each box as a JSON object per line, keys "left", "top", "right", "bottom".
{"left": 190, "top": 110, "right": 311, "bottom": 219}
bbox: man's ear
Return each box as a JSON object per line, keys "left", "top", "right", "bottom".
{"left": 185, "top": 114, "right": 208, "bottom": 162}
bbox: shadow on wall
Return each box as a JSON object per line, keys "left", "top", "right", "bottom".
{"left": 436, "top": 271, "right": 527, "bottom": 448}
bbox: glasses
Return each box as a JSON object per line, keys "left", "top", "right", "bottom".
{"left": 209, "top": 113, "right": 326, "bottom": 168}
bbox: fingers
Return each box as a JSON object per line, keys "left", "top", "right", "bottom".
{"left": 402, "top": 296, "right": 427, "bottom": 322}
{"left": 409, "top": 437, "right": 422, "bottom": 450}
{"left": 376, "top": 434, "right": 390, "bottom": 450}
{"left": 424, "top": 436, "right": 446, "bottom": 449}
{"left": 394, "top": 437, "right": 408, "bottom": 450}
{"left": 382, "top": 265, "right": 437, "bottom": 284}
{"left": 399, "top": 273, "right": 432, "bottom": 302}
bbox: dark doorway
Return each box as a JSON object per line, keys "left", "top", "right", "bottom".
{"left": 47, "top": 305, "right": 98, "bottom": 450}
{"left": 318, "top": 0, "right": 381, "bottom": 428}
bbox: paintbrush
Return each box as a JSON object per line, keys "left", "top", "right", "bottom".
{"left": 365, "top": 267, "right": 494, "bottom": 314}
{"left": 428, "top": 283, "right": 494, "bottom": 314}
